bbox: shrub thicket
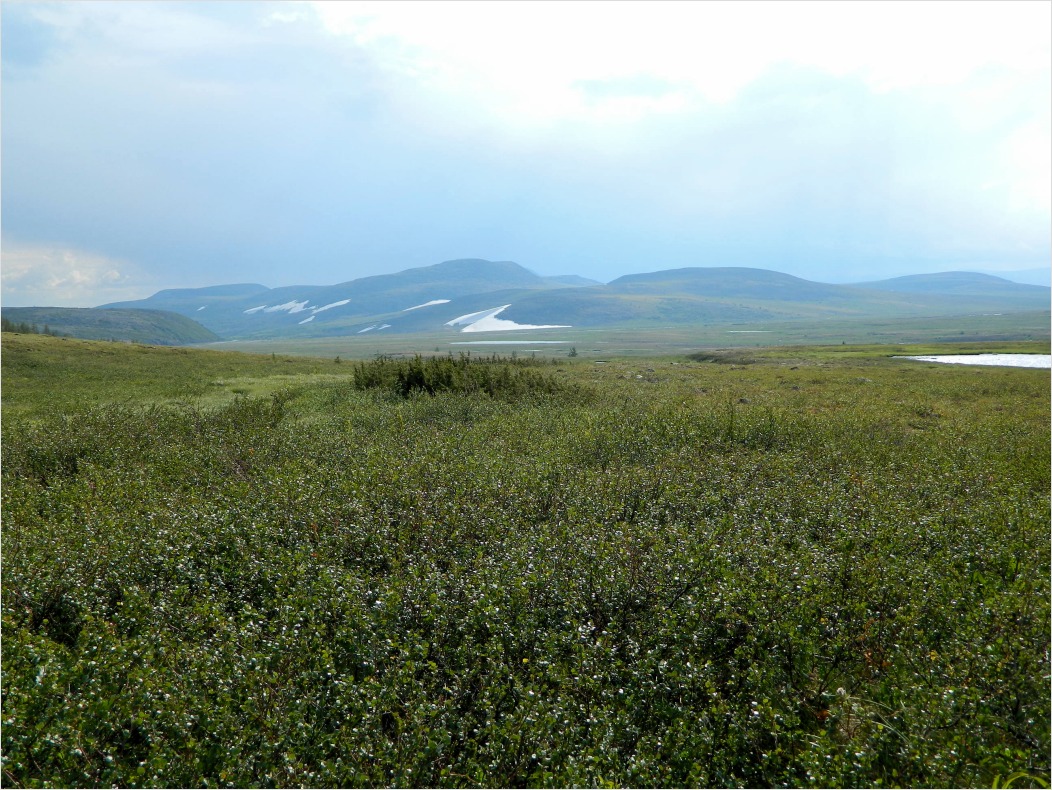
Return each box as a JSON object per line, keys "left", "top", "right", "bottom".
{"left": 351, "top": 354, "right": 582, "bottom": 401}
{"left": 0, "top": 317, "right": 62, "bottom": 337}
{"left": 2, "top": 351, "right": 1049, "bottom": 788}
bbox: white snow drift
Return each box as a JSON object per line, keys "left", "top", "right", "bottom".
{"left": 312, "top": 299, "right": 351, "bottom": 314}
{"left": 264, "top": 300, "right": 310, "bottom": 314}
{"left": 242, "top": 297, "right": 351, "bottom": 320}
{"left": 403, "top": 299, "right": 451, "bottom": 311}
{"left": 445, "top": 305, "right": 570, "bottom": 333}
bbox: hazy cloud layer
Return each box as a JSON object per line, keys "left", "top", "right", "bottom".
{"left": 0, "top": 242, "right": 152, "bottom": 307}
{"left": 2, "top": 0, "right": 1049, "bottom": 306}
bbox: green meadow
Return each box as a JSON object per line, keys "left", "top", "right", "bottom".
{"left": 2, "top": 333, "right": 1049, "bottom": 787}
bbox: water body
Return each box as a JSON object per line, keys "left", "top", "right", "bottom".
{"left": 897, "top": 354, "right": 1051, "bottom": 369}
{"left": 450, "top": 340, "right": 571, "bottom": 345}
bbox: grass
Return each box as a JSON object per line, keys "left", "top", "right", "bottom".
{"left": 2, "top": 333, "right": 1049, "bottom": 787}
{"left": 0, "top": 333, "right": 347, "bottom": 425}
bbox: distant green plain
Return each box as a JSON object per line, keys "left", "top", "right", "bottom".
{"left": 202, "top": 310, "right": 1050, "bottom": 359}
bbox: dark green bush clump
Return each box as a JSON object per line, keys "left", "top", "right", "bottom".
{"left": 688, "top": 350, "right": 759, "bottom": 365}
{"left": 351, "top": 354, "right": 582, "bottom": 401}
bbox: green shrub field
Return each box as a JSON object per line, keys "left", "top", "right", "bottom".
{"left": 2, "top": 335, "right": 1049, "bottom": 787}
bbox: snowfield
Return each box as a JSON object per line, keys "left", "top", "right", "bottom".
{"left": 312, "top": 299, "right": 350, "bottom": 314}
{"left": 244, "top": 298, "right": 351, "bottom": 318}
{"left": 898, "top": 354, "right": 1051, "bottom": 368}
{"left": 404, "top": 299, "right": 451, "bottom": 311}
{"left": 446, "top": 305, "right": 570, "bottom": 333}
{"left": 264, "top": 300, "right": 310, "bottom": 314}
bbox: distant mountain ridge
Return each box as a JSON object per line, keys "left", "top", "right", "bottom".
{"left": 856, "top": 271, "right": 1046, "bottom": 295}
{"left": 86, "top": 259, "right": 1052, "bottom": 342}
{"left": 609, "top": 267, "right": 853, "bottom": 300}
{"left": 975, "top": 267, "right": 1051, "bottom": 287}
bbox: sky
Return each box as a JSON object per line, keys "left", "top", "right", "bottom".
{"left": 2, "top": 0, "right": 1049, "bottom": 307}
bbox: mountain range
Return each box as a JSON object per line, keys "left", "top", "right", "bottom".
{"left": 92, "top": 259, "right": 1049, "bottom": 342}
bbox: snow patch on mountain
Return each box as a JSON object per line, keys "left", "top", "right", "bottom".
{"left": 264, "top": 300, "right": 310, "bottom": 314}
{"left": 446, "top": 306, "right": 510, "bottom": 327}
{"left": 312, "top": 299, "right": 350, "bottom": 314}
{"left": 447, "top": 305, "right": 571, "bottom": 333}
{"left": 404, "top": 299, "right": 451, "bottom": 311}
{"left": 245, "top": 298, "right": 350, "bottom": 317}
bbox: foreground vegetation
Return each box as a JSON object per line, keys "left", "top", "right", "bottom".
{"left": 0, "top": 333, "right": 337, "bottom": 425}
{"left": 2, "top": 335, "right": 1049, "bottom": 787}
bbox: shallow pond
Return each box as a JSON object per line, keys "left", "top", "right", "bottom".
{"left": 897, "top": 354, "right": 1051, "bottom": 369}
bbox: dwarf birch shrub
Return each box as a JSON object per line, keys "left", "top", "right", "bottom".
{"left": 2, "top": 349, "right": 1048, "bottom": 787}
{"left": 351, "top": 354, "right": 588, "bottom": 403}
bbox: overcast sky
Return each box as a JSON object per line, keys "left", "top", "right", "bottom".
{"left": 2, "top": 1, "right": 1049, "bottom": 306}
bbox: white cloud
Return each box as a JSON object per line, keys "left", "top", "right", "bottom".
{"left": 0, "top": 243, "right": 155, "bottom": 307}
{"left": 308, "top": 0, "right": 1050, "bottom": 262}
{"left": 30, "top": 1, "right": 258, "bottom": 61}
{"left": 1002, "top": 121, "right": 1052, "bottom": 216}
{"left": 311, "top": 0, "right": 1050, "bottom": 120}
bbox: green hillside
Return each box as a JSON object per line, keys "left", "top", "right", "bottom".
{"left": 0, "top": 333, "right": 338, "bottom": 423}
{"left": 0, "top": 307, "right": 220, "bottom": 345}
{"left": 501, "top": 288, "right": 782, "bottom": 326}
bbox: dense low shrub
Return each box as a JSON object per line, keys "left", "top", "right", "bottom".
{"left": 2, "top": 354, "right": 1048, "bottom": 788}
{"left": 350, "top": 354, "right": 582, "bottom": 401}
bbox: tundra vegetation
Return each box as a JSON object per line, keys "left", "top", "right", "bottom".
{"left": 2, "top": 333, "right": 1049, "bottom": 788}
